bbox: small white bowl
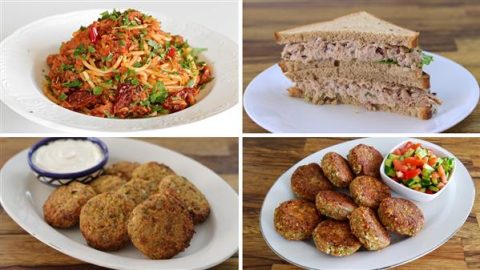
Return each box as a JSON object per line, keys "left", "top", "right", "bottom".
{"left": 380, "top": 139, "right": 456, "bottom": 202}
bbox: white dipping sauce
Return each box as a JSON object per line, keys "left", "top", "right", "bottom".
{"left": 33, "top": 139, "right": 103, "bottom": 173}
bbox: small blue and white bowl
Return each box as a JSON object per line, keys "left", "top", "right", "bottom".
{"left": 27, "top": 137, "right": 109, "bottom": 187}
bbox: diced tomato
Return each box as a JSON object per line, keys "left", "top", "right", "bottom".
{"left": 428, "top": 157, "right": 437, "bottom": 166}
{"left": 422, "top": 157, "right": 429, "bottom": 164}
{"left": 426, "top": 189, "right": 434, "bottom": 194}
{"left": 403, "top": 157, "right": 424, "bottom": 167}
{"left": 403, "top": 168, "right": 421, "bottom": 179}
{"left": 438, "top": 165, "right": 447, "bottom": 183}
{"left": 393, "top": 159, "right": 408, "bottom": 172}
{"left": 167, "top": 47, "right": 176, "bottom": 58}
{"left": 393, "top": 149, "right": 402, "bottom": 155}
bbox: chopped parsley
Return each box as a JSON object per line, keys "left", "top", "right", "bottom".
{"left": 62, "top": 79, "right": 82, "bottom": 88}
{"left": 60, "top": 64, "right": 75, "bottom": 72}
{"left": 59, "top": 93, "right": 68, "bottom": 100}
{"left": 421, "top": 53, "right": 434, "bottom": 66}
{"left": 73, "top": 44, "right": 87, "bottom": 58}
{"left": 92, "top": 86, "right": 103, "bottom": 95}
{"left": 133, "top": 61, "right": 143, "bottom": 68}
{"left": 99, "top": 9, "right": 122, "bottom": 20}
{"left": 149, "top": 81, "right": 168, "bottom": 104}
{"left": 119, "top": 40, "right": 126, "bottom": 46}
{"left": 88, "top": 46, "right": 96, "bottom": 53}
{"left": 103, "top": 53, "right": 114, "bottom": 62}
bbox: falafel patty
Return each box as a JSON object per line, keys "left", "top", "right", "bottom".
{"left": 378, "top": 197, "right": 425, "bottom": 236}
{"left": 347, "top": 144, "right": 383, "bottom": 177}
{"left": 128, "top": 193, "right": 195, "bottom": 259}
{"left": 291, "top": 163, "right": 334, "bottom": 201}
{"left": 312, "top": 220, "right": 361, "bottom": 256}
{"left": 104, "top": 161, "right": 140, "bottom": 180}
{"left": 43, "top": 181, "right": 96, "bottom": 229}
{"left": 158, "top": 175, "right": 210, "bottom": 224}
{"left": 131, "top": 161, "right": 175, "bottom": 183}
{"left": 315, "top": 190, "right": 357, "bottom": 221}
{"left": 116, "top": 178, "right": 157, "bottom": 205}
{"left": 79, "top": 192, "right": 135, "bottom": 251}
{"left": 349, "top": 176, "right": 391, "bottom": 209}
{"left": 321, "top": 152, "right": 354, "bottom": 188}
{"left": 89, "top": 175, "right": 126, "bottom": 194}
{"left": 349, "top": 206, "right": 390, "bottom": 250}
{"left": 274, "top": 199, "right": 320, "bottom": 240}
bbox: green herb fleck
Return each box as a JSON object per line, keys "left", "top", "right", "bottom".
{"left": 62, "top": 79, "right": 82, "bottom": 88}
{"left": 421, "top": 53, "right": 434, "bottom": 66}
{"left": 378, "top": 59, "right": 398, "bottom": 64}
{"left": 88, "top": 46, "right": 96, "bottom": 53}
{"left": 103, "top": 53, "right": 113, "bottom": 62}
{"left": 92, "top": 86, "right": 103, "bottom": 95}
{"left": 149, "top": 81, "right": 168, "bottom": 104}
{"left": 59, "top": 93, "right": 68, "bottom": 100}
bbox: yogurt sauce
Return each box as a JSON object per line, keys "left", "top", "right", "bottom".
{"left": 33, "top": 139, "right": 103, "bottom": 173}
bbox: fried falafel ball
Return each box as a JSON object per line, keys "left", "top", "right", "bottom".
{"left": 291, "top": 163, "right": 334, "bottom": 201}
{"left": 321, "top": 152, "right": 354, "bottom": 188}
{"left": 274, "top": 199, "right": 321, "bottom": 240}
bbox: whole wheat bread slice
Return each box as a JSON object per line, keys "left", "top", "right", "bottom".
{"left": 275, "top": 11, "right": 419, "bottom": 48}
{"left": 279, "top": 60, "right": 430, "bottom": 89}
{"left": 288, "top": 86, "right": 436, "bottom": 120}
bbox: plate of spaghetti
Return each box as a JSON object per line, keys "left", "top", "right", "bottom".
{"left": 0, "top": 9, "right": 237, "bottom": 131}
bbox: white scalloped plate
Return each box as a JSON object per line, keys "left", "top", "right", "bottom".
{"left": 260, "top": 138, "right": 475, "bottom": 269}
{"left": 0, "top": 9, "right": 238, "bottom": 132}
{"left": 244, "top": 52, "right": 479, "bottom": 133}
{"left": 0, "top": 138, "right": 238, "bottom": 270}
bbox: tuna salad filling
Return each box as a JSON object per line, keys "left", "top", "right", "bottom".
{"left": 282, "top": 39, "right": 422, "bottom": 70}
{"left": 295, "top": 78, "right": 441, "bottom": 109}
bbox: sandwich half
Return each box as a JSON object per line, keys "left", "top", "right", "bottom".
{"left": 275, "top": 11, "right": 440, "bottom": 119}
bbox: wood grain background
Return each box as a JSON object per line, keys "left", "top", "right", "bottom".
{"left": 243, "top": 137, "right": 480, "bottom": 269}
{"left": 0, "top": 138, "right": 238, "bottom": 270}
{"left": 243, "top": 0, "right": 480, "bottom": 133}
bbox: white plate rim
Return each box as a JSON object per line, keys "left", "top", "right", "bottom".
{"left": 0, "top": 9, "right": 238, "bottom": 133}
{"left": 243, "top": 52, "right": 480, "bottom": 133}
{"left": 259, "top": 137, "right": 476, "bottom": 270}
{"left": 0, "top": 138, "right": 239, "bottom": 270}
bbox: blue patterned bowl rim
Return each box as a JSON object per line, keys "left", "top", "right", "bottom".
{"left": 27, "top": 137, "right": 109, "bottom": 179}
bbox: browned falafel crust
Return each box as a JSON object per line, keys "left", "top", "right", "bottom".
{"left": 291, "top": 163, "right": 334, "bottom": 201}
{"left": 127, "top": 193, "right": 195, "bottom": 259}
{"left": 321, "top": 152, "right": 354, "bottom": 188}
{"left": 79, "top": 192, "right": 135, "bottom": 251}
{"left": 315, "top": 190, "right": 357, "bottom": 221}
{"left": 43, "top": 181, "right": 96, "bottom": 229}
{"left": 131, "top": 161, "right": 175, "bottom": 183}
{"left": 378, "top": 197, "right": 425, "bottom": 236}
{"left": 89, "top": 175, "right": 126, "bottom": 194}
{"left": 158, "top": 175, "right": 210, "bottom": 224}
{"left": 274, "top": 199, "right": 321, "bottom": 240}
{"left": 104, "top": 161, "right": 140, "bottom": 180}
{"left": 349, "top": 206, "right": 390, "bottom": 250}
{"left": 312, "top": 220, "right": 361, "bottom": 256}
{"left": 349, "top": 176, "right": 391, "bottom": 209}
{"left": 115, "top": 178, "right": 157, "bottom": 205}
{"left": 347, "top": 144, "right": 384, "bottom": 177}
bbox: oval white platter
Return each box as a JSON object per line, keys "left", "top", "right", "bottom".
{"left": 0, "top": 138, "right": 238, "bottom": 270}
{"left": 260, "top": 137, "right": 475, "bottom": 269}
{"left": 244, "top": 52, "right": 479, "bottom": 133}
{"left": 0, "top": 9, "right": 238, "bottom": 132}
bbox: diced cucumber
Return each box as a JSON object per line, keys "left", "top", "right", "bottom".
{"left": 385, "top": 166, "right": 396, "bottom": 177}
{"left": 431, "top": 177, "right": 438, "bottom": 185}
{"left": 388, "top": 153, "right": 401, "bottom": 160}
{"left": 412, "top": 176, "right": 421, "bottom": 182}
{"left": 404, "top": 149, "right": 415, "bottom": 158}
{"left": 415, "top": 148, "right": 428, "bottom": 159}
{"left": 428, "top": 186, "right": 439, "bottom": 192}
{"left": 421, "top": 179, "right": 431, "bottom": 187}
{"left": 406, "top": 179, "right": 416, "bottom": 186}
{"left": 422, "top": 164, "right": 434, "bottom": 180}
{"left": 385, "top": 158, "right": 393, "bottom": 167}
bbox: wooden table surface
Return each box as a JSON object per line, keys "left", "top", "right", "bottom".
{"left": 243, "top": 0, "right": 480, "bottom": 133}
{"left": 243, "top": 137, "right": 480, "bottom": 269}
{"left": 0, "top": 138, "right": 238, "bottom": 270}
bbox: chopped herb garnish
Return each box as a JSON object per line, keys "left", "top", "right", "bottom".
{"left": 79, "top": 26, "right": 87, "bottom": 31}
{"left": 62, "top": 79, "right": 82, "bottom": 88}
{"left": 73, "top": 44, "right": 86, "bottom": 58}
{"left": 147, "top": 39, "right": 160, "bottom": 51}
{"left": 60, "top": 64, "right": 75, "bottom": 72}
{"left": 119, "top": 40, "right": 125, "bottom": 46}
{"left": 149, "top": 81, "right": 168, "bottom": 104}
{"left": 130, "top": 78, "right": 139, "bottom": 86}
{"left": 99, "top": 9, "right": 121, "bottom": 21}
{"left": 59, "top": 93, "right": 68, "bottom": 100}
{"left": 421, "top": 53, "right": 434, "bottom": 67}
{"left": 92, "top": 86, "right": 103, "bottom": 95}
{"left": 114, "top": 73, "right": 121, "bottom": 82}
{"left": 133, "top": 61, "right": 143, "bottom": 68}
{"left": 103, "top": 53, "right": 113, "bottom": 62}
{"left": 88, "top": 46, "right": 96, "bottom": 53}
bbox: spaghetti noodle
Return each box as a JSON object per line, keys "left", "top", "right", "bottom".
{"left": 45, "top": 9, "right": 213, "bottom": 118}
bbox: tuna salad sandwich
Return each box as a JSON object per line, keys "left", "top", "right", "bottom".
{"left": 275, "top": 11, "right": 441, "bottom": 120}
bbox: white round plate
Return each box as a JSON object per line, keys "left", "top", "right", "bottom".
{"left": 0, "top": 9, "right": 238, "bottom": 132}
{"left": 260, "top": 138, "right": 475, "bottom": 270}
{"left": 244, "top": 53, "right": 479, "bottom": 133}
{"left": 0, "top": 138, "right": 238, "bottom": 270}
